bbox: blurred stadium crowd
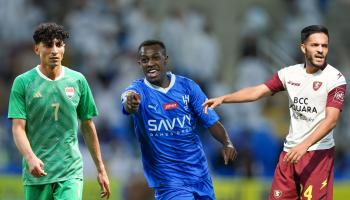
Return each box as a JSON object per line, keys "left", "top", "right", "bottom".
{"left": 1, "top": 0, "right": 350, "bottom": 197}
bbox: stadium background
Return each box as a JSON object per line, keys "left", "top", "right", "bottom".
{"left": 0, "top": 0, "right": 350, "bottom": 199}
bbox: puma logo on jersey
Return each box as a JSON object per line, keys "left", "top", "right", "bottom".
{"left": 33, "top": 92, "right": 42, "bottom": 98}
{"left": 148, "top": 104, "right": 158, "bottom": 111}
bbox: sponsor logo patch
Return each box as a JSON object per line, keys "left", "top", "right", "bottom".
{"left": 313, "top": 81, "right": 323, "bottom": 91}
{"left": 334, "top": 89, "right": 345, "bottom": 103}
{"left": 65, "top": 87, "right": 75, "bottom": 99}
{"left": 287, "top": 80, "right": 301, "bottom": 86}
{"left": 164, "top": 102, "right": 178, "bottom": 110}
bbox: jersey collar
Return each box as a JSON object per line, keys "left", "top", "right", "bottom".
{"left": 36, "top": 65, "right": 65, "bottom": 81}
{"left": 144, "top": 72, "right": 176, "bottom": 93}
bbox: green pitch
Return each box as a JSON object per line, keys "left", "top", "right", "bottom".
{"left": 0, "top": 176, "right": 349, "bottom": 200}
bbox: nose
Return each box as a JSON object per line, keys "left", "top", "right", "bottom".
{"left": 51, "top": 45, "right": 59, "bottom": 54}
{"left": 317, "top": 46, "right": 324, "bottom": 53}
{"left": 147, "top": 58, "right": 155, "bottom": 66}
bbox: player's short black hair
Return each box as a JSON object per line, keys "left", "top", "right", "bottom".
{"left": 301, "top": 25, "right": 329, "bottom": 43}
{"left": 138, "top": 40, "right": 167, "bottom": 55}
{"left": 33, "top": 22, "right": 69, "bottom": 45}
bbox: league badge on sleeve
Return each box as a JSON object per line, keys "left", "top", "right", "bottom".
{"left": 65, "top": 87, "right": 75, "bottom": 99}
{"left": 313, "top": 81, "right": 323, "bottom": 91}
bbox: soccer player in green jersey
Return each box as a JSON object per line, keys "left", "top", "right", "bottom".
{"left": 8, "top": 22, "right": 111, "bottom": 200}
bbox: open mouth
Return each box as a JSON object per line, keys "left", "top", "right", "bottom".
{"left": 147, "top": 69, "right": 159, "bottom": 78}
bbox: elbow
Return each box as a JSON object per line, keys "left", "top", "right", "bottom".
{"left": 330, "top": 121, "right": 337, "bottom": 130}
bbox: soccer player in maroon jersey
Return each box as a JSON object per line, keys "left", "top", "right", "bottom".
{"left": 203, "top": 25, "right": 346, "bottom": 199}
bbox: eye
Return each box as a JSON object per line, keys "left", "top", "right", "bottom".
{"left": 44, "top": 43, "right": 53, "bottom": 48}
{"left": 140, "top": 58, "right": 149, "bottom": 64}
{"left": 153, "top": 55, "right": 161, "bottom": 61}
{"left": 56, "top": 42, "right": 63, "bottom": 47}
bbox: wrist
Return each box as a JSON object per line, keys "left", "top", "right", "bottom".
{"left": 224, "top": 141, "right": 233, "bottom": 148}
{"left": 97, "top": 163, "right": 106, "bottom": 173}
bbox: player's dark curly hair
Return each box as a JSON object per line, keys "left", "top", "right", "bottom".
{"left": 301, "top": 25, "right": 329, "bottom": 43}
{"left": 138, "top": 40, "right": 167, "bottom": 56}
{"left": 33, "top": 22, "right": 69, "bottom": 45}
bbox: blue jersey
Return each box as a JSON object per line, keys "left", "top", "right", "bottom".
{"left": 122, "top": 73, "right": 219, "bottom": 187}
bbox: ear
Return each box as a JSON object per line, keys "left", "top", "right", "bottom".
{"left": 34, "top": 44, "right": 40, "bottom": 55}
{"left": 300, "top": 43, "right": 306, "bottom": 54}
{"left": 164, "top": 55, "right": 169, "bottom": 64}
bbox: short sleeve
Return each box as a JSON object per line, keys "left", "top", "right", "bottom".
{"left": 77, "top": 76, "right": 98, "bottom": 120}
{"left": 189, "top": 81, "right": 219, "bottom": 128}
{"left": 8, "top": 77, "right": 27, "bottom": 119}
{"left": 326, "top": 84, "right": 346, "bottom": 110}
{"left": 264, "top": 72, "right": 285, "bottom": 94}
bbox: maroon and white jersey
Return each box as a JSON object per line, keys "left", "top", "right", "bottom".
{"left": 265, "top": 64, "right": 346, "bottom": 151}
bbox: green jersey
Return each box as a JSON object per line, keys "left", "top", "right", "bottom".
{"left": 8, "top": 66, "right": 98, "bottom": 185}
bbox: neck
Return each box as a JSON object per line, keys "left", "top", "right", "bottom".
{"left": 39, "top": 64, "right": 62, "bottom": 80}
{"left": 305, "top": 61, "right": 325, "bottom": 74}
{"left": 160, "top": 77, "right": 170, "bottom": 88}
{"left": 151, "top": 74, "right": 171, "bottom": 88}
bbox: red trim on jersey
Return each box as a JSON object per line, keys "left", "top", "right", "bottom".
{"left": 264, "top": 73, "right": 285, "bottom": 94}
{"left": 326, "top": 84, "right": 346, "bottom": 110}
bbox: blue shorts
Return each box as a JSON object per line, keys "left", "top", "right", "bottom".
{"left": 154, "top": 178, "right": 215, "bottom": 200}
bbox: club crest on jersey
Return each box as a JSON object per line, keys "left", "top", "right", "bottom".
{"left": 313, "top": 81, "right": 322, "bottom": 91}
{"left": 273, "top": 190, "right": 282, "bottom": 198}
{"left": 164, "top": 102, "right": 178, "bottom": 110}
{"left": 65, "top": 87, "right": 75, "bottom": 99}
{"left": 182, "top": 95, "right": 189, "bottom": 110}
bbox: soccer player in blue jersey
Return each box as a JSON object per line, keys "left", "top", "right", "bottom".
{"left": 121, "top": 40, "right": 237, "bottom": 200}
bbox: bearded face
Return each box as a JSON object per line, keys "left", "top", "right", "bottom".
{"left": 301, "top": 33, "right": 329, "bottom": 69}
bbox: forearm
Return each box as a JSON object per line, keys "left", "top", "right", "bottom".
{"left": 208, "top": 122, "right": 232, "bottom": 146}
{"left": 81, "top": 120, "right": 106, "bottom": 172}
{"left": 301, "top": 117, "right": 337, "bottom": 148}
{"left": 222, "top": 84, "right": 271, "bottom": 103}
{"left": 12, "top": 119, "right": 36, "bottom": 161}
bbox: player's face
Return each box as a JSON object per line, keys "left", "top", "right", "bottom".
{"left": 35, "top": 38, "right": 65, "bottom": 69}
{"left": 138, "top": 44, "right": 168, "bottom": 86}
{"left": 301, "top": 32, "right": 328, "bottom": 69}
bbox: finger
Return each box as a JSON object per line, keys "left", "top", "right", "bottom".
{"left": 222, "top": 150, "right": 228, "bottom": 165}
{"left": 133, "top": 94, "right": 141, "bottom": 102}
{"left": 203, "top": 105, "right": 208, "bottom": 114}
{"left": 100, "top": 183, "right": 110, "bottom": 199}
{"left": 105, "top": 182, "right": 111, "bottom": 199}
{"left": 37, "top": 167, "right": 46, "bottom": 176}
{"left": 229, "top": 150, "right": 235, "bottom": 161}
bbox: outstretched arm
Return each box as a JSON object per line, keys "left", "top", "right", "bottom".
{"left": 283, "top": 107, "right": 341, "bottom": 164}
{"left": 12, "top": 119, "right": 47, "bottom": 177}
{"left": 203, "top": 84, "right": 272, "bottom": 113}
{"left": 208, "top": 121, "right": 237, "bottom": 165}
{"left": 81, "top": 119, "right": 111, "bottom": 199}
